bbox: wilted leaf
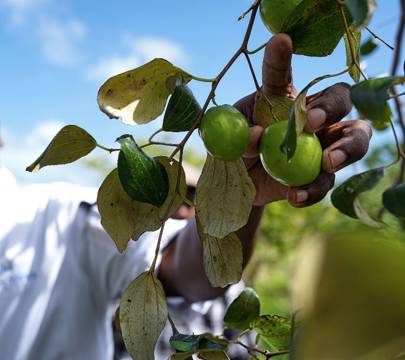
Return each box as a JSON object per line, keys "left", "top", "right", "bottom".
{"left": 293, "top": 228, "right": 405, "bottom": 359}
{"left": 26, "top": 125, "right": 96, "bottom": 172}
{"left": 199, "top": 228, "right": 243, "bottom": 288}
{"left": 383, "top": 184, "right": 405, "bottom": 219}
{"left": 120, "top": 272, "right": 167, "bottom": 360}
{"left": 224, "top": 287, "right": 260, "bottom": 330}
{"left": 331, "top": 167, "right": 384, "bottom": 220}
{"left": 163, "top": 84, "right": 201, "bottom": 132}
{"left": 117, "top": 135, "right": 169, "bottom": 207}
{"left": 360, "top": 37, "right": 378, "bottom": 57}
{"left": 344, "top": 24, "right": 362, "bottom": 83}
{"left": 351, "top": 76, "right": 405, "bottom": 129}
{"left": 345, "top": 0, "right": 377, "bottom": 29}
{"left": 281, "top": 0, "right": 346, "bottom": 57}
{"left": 97, "top": 157, "right": 186, "bottom": 252}
{"left": 251, "top": 315, "right": 291, "bottom": 351}
{"left": 254, "top": 92, "right": 293, "bottom": 128}
{"left": 196, "top": 156, "right": 255, "bottom": 238}
{"left": 97, "top": 58, "right": 192, "bottom": 125}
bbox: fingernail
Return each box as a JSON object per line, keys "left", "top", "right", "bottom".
{"left": 307, "top": 108, "right": 327, "bottom": 131}
{"left": 295, "top": 190, "right": 309, "bottom": 203}
{"left": 328, "top": 149, "right": 347, "bottom": 170}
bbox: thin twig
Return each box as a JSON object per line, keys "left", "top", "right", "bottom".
{"left": 365, "top": 27, "right": 395, "bottom": 50}
{"left": 247, "top": 41, "right": 268, "bottom": 55}
{"left": 243, "top": 52, "right": 261, "bottom": 91}
{"left": 96, "top": 143, "right": 120, "bottom": 153}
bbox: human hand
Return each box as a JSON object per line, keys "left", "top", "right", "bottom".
{"left": 234, "top": 34, "right": 372, "bottom": 208}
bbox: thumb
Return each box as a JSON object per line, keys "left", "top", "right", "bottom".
{"left": 262, "top": 33, "right": 294, "bottom": 97}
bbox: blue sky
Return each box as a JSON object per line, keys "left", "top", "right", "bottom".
{"left": 0, "top": 0, "right": 402, "bottom": 186}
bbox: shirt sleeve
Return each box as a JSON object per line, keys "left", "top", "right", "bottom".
{"left": 82, "top": 206, "right": 188, "bottom": 303}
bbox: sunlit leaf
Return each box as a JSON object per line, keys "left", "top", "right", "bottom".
{"left": 196, "top": 156, "right": 255, "bottom": 238}
{"left": 120, "top": 272, "right": 167, "bottom": 360}
{"left": 345, "top": 0, "right": 377, "bottom": 29}
{"left": 254, "top": 92, "right": 293, "bottom": 128}
{"left": 281, "top": 0, "right": 346, "bottom": 57}
{"left": 97, "top": 157, "right": 186, "bottom": 252}
{"left": 251, "top": 315, "right": 291, "bottom": 351}
{"left": 117, "top": 135, "right": 169, "bottom": 207}
{"left": 97, "top": 58, "right": 192, "bottom": 125}
{"left": 344, "top": 24, "right": 362, "bottom": 83}
{"left": 360, "top": 37, "right": 378, "bottom": 57}
{"left": 163, "top": 84, "right": 201, "bottom": 132}
{"left": 383, "top": 184, "right": 405, "bottom": 219}
{"left": 331, "top": 167, "right": 384, "bottom": 221}
{"left": 351, "top": 76, "right": 405, "bottom": 129}
{"left": 224, "top": 287, "right": 260, "bottom": 330}
{"left": 198, "top": 227, "right": 243, "bottom": 288}
{"left": 26, "top": 125, "right": 96, "bottom": 172}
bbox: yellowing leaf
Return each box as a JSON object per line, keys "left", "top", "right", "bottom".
{"left": 97, "top": 58, "right": 192, "bottom": 125}
{"left": 97, "top": 157, "right": 187, "bottom": 252}
{"left": 26, "top": 125, "right": 96, "bottom": 172}
{"left": 344, "top": 25, "right": 362, "bottom": 83}
{"left": 199, "top": 228, "right": 243, "bottom": 288}
{"left": 255, "top": 92, "right": 293, "bottom": 128}
{"left": 120, "top": 272, "right": 167, "bottom": 360}
{"left": 196, "top": 156, "right": 255, "bottom": 238}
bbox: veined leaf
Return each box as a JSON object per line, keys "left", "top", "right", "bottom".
{"left": 163, "top": 84, "right": 201, "bottom": 132}
{"left": 344, "top": 24, "right": 362, "bottom": 83}
{"left": 97, "top": 58, "right": 192, "bottom": 125}
{"left": 281, "top": 0, "right": 346, "bottom": 57}
{"left": 120, "top": 272, "right": 167, "bottom": 360}
{"left": 254, "top": 92, "right": 294, "bottom": 128}
{"left": 383, "top": 184, "right": 405, "bottom": 219}
{"left": 251, "top": 315, "right": 291, "bottom": 351}
{"left": 351, "top": 76, "right": 405, "bottom": 129}
{"left": 97, "top": 157, "right": 186, "bottom": 252}
{"left": 26, "top": 125, "right": 96, "bottom": 172}
{"left": 117, "top": 135, "right": 169, "bottom": 207}
{"left": 224, "top": 287, "right": 260, "bottom": 330}
{"left": 345, "top": 0, "right": 377, "bottom": 29}
{"left": 360, "top": 37, "right": 378, "bottom": 57}
{"left": 331, "top": 167, "right": 384, "bottom": 222}
{"left": 196, "top": 156, "right": 255, "bottom": 238}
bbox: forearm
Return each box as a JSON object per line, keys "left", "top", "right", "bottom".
{"left": 158, "top": 206, "right": 264, "bottom": 302}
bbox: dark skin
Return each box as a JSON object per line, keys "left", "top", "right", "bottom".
{"left": 158, "top": 34, "right": 372, "bottom": 302}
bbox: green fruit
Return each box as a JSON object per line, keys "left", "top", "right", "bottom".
{"left": 260, "top": 0, "right": 303, "bottom": 33}
{"left": 200, "top": 105, "right": 249, "bottom": 161}
{"left": 260, "top": 121, "right": 322, "bottom": 187}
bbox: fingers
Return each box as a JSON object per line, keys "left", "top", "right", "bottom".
{"left": 262, "top": 34, "right": 294, "bottom": 97}
{"left": 305, "top": 83, "right": 353, "bottom": 132}
{"left": 321, "top": 120, "right": 372, "bottom": 173}
{"left": 287, "top": 172, "right": 335, "bottom": 208}
{"left": 233, "top": 92, "right": 256, "bottom": 124}
{"left": 243, "top": 125, "right": 264, "bottom": 170}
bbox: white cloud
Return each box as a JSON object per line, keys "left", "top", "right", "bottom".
{"left": 37, "top": 16, "right": 87, "bottom": 66}
{"left": 0, "top": 0, "right": 46, "bottom": 25}
{"left": 87, "top": 35, "right": 188, "bottom": 81}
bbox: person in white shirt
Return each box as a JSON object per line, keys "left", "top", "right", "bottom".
{"left": 0, "top": 34, "right": 372, "bottom": 360}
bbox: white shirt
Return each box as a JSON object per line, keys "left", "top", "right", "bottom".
{"left": 0, "top": 167, "right": 188, "bottom": 360}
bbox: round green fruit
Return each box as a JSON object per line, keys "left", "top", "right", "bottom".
{"left": 200, "top": 105, "right": 249, "bottom": 161}
{"left": 260, "top": 0, "right": 303, "bottom": 33}
{"left": 260, "top": 121, "right": 322, "bottom": 187}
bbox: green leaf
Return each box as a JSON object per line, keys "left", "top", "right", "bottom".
{"left": 254, "top": 92, "right": 294, "bottom": 128}
{"left": 198, "top": 227, "right": 243, "bottom": 288}
{"left": 119, "top": 271, "right": 167, "bottom": 360}
{"left": 360, "top": 37, "right": 378, "bottom": 57}
{"left": 97, "top": 157, "right": 187, "bottom": 252}
{"left": 383, "top": 184, "right": 405, "bottom": 219}
{"left": 163, "top": 84, "right": 201, "bottom": 132}
{"left": 197, "top": 350, "right": 230, "bottom": 360}
{"left": 117, "top": 135, "right": 169, "bottom": 207}
{"left": 26, "top": 125, "right": 96, "bottom": 172}
{"left": 344, "top": 24, "right": 362, "bottom": 83}
{"left": 97, "top": 58, "right": 192, "bottom": 125}
{"left": 251, "top": 315, "right": 291, "bottom": 351}
{"left": 198, "top": 334, "right": 228, "bottom": 351}
{"left": 345, "top": 0, "right": 376, "bottom": 29}
{"left": 196, "top": 155, "right": 256, "bottom": 238}
{"left": 331, "top": 167, "right": 384, "bottom": 220}
{"left": 170, "top": 334, "right": 201, "bottom": 353}
{"left": 281, "top": 0, "right": 346, "bottom": 57}
{"left": 351, "top": 76, "right": 405, "bottom": 129}
{"left": 169, "top": 353, "right": 193, "bottom": 360}
{"left": 224, "top": 287, "right": 260, "bottom": 330}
